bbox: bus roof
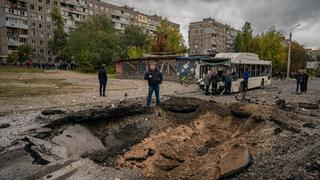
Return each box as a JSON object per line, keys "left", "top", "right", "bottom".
{"left": 214, "top": 53, "right": 272, "bottom": 65}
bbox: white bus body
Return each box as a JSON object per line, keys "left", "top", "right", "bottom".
{"left": 197, "top": 53, "right": 272, "bottom": 93}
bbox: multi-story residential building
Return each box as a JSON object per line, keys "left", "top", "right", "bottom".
{"left": 0, "top": 0, "right": 180, "bottom": 63}
{"left": 188, "top": 18, "right": 239, "bottom": 55}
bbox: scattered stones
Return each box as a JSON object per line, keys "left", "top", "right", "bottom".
{"left": 24, "top": 136, "right": 68, "bottom": 159}
{"left": 230, "top": 104, "right": 252, "bottom": 118}
{"left": 275, "top": 99, "right": 286, "bottom": 109}
{"left": 269, "top": 116, "right": 300, "bottom": 134}
{"left": 302, "top": 123, "right": 317, "bottom": 129}
{"left": 41, "top": 109, "right": 66, "bottom": 116}
{"left": 0, "top": 123, "right": 10, "bottom": 129}
{"left": 298, "top": 103, "right": 319, "bottom": 110}
{"left": 163, "top": 97, "right": 200, "bottom": 113}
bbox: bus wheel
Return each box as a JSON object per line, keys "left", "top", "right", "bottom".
{"left": 239, "top": 82, "right": 244, "bottom": 93}
{"left": 261, "top": 79, "right": 265, "bottom": 89}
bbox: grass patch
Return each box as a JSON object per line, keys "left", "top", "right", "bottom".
{"left": 0, "top": 66, "right": 44, "bottom": 74}
{"left": 0, "top": 78, "right": 71, "bottom": 87}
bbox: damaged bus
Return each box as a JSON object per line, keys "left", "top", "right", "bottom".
{"left": 197, "top": 53, "right": 272, "bottom": 93}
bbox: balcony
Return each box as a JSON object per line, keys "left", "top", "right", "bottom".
{"left": 6, "top": 21, "right": 28, "bottom": 30}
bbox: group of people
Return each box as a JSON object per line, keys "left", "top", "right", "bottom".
{"left": 203, "top": 69, "right": 250, "bottom": 96}
{"left": 295, "top": 70, "right": 309, "bottom": 94}
{"left": 8, "top": 60, "right": 77, "bottom": 70}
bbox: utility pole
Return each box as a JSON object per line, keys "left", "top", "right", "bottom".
{"left": 287, "top": 24, "right": 300, "bottom": 79}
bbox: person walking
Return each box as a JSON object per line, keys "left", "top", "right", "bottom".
{"left": 98, "top": 64, "right": 108, "bottom": 97}
{"left": 145, "top": 62, "right": 163, "bottom": 107}
{"left": 211, "top": 71, "right": 219, "bottom": 96}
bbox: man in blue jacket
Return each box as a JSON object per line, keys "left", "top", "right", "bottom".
{"left": 98, "top": 64, "right": 108, "bottom": 97}
{"left": 144, "top": 62, "right": 163, "bottom": 107}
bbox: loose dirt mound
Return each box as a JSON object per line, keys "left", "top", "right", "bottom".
{"left": 117, "top": 102, "right": 262, "bottom": 179}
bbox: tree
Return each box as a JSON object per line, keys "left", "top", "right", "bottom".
{"left": 48, "top": 6, "right": 68, "bottom": 60}
{"left": 8, "top": 52, "right": 19, "bottom": 63}
{"left": 317, "top": 55, "right": 320, "bottom": 62}
{"left": 16, "top": 44, "right": 33, "bottom": 62}
{"left": 120, "top": 25, "right": 149, "bottom": 58}
{"left": 150, "top": 21, "right": 186, "bottom": 54}
{"left": 290, "top": 42, "right": 308, "bottom": 72}
{"left": 63, "top": 15, "right": 120, "bottom": 69}
{"left": 234, "top": 22, "right": 254, "bottom": 52}
{"left": 258, "top": 27, "right": 287, "bottom": 75}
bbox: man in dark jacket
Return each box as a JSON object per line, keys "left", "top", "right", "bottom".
{"left": 211, "top": 71, "right": 219, "bottom": 96}
{"left": 243, "top": 68, "right": 250, "bottom": 92}
{"left": 98, "top": 64, "right": 108, "bottom": 97}
{"left": 301, "top": 70, "right": 308, "bottom": 93}
{"left": 145, "top": 63, "right": 163, "bottom": 107}
{"left": 223, "top": 72, "right": 232, "bottom": 96}
{"left": 295, "top": 70, "right": 303, "bottom": 93}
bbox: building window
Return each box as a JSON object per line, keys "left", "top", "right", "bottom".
{"left": 39, "top": 0, "right": 43, "bottom": 3}
{"left": 39, "top": 23, "right": 42, "bottom": 28}
{"left": 40, "top": 49, "right": 44, "bottom": 53}
{"left": 40, "top": 41, "right": 44, "bottom": 45}
{"left": 46, "top": 0, "right": 50, "bottom": 4}
{"left": 38, "top": 6, "right": 43, "bottom": 12}
{"left": 30, "top": 4, "right": 35, "bottom": 10}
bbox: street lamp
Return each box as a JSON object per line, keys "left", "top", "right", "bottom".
{"left": 287, "top": 24, "right": 301, "bottom": 79}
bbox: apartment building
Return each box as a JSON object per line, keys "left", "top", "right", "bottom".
{"left": 0, "top": 0, "right": 180, "bottom": 63}
{"left": 188, "top": 18, "right": 239, "bottom": 55}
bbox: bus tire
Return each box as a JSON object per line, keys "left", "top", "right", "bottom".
{"left": 239, "top": 82, "right": 244, "bottom": 93}
{"left": 261, "top": 79, "right": 265, "bottom": 89}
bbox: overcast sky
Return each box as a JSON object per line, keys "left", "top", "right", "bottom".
{"left": 103, "top": 0, "right": 320, "bottom": 49}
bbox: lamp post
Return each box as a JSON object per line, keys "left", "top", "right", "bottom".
{"left": 287, "top": 24, "right": 301, "bottom": 79}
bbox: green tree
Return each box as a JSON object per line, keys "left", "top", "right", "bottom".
{"left": 150, "top": 21, "right": 186, "bottom": 54}
{"left": 16, "top": 44, "right": 33, "bottom": 62}
{"left": 120, "top": 25, "right": 149, "bottom": 58}
{"left": 316, "top": 55, "right": 320, "bottom": 62}
{"left": 258, "top": 27, "right": 287, "bottom": 75}
{"left": 127, "top": 46, "right": 144, "bottom": 59}
{"left": 290, "top": 42, "right": 308, "bottom": 72}
{"left": 234, "top": 22, "right": 254, "bottom": 52}
{"left": 64, "top": 15, "right": 120, "bottom": 69}
{"left": 48, "top": 6, "right": 68, "bottom": 60}
{"left": 8, "top": 52, "right": 19, "bottom": 63}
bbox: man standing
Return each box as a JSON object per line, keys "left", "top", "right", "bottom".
{"left": 211, "top": 71, "right": 219, "bottom": 96}
{"left": 98, "top": 64, "right": 108, "bottom": 97}
{"left": 295, "top": 70, "right": 302, "bottom": 93}
{"left": 204, "top": 70, "right": 212, "bottom": 96}
{"left": 301, "top": 70, "right": 309, "bottom": 94}
{"left": 145, "top": 63, "right": 163, "bottom": 107}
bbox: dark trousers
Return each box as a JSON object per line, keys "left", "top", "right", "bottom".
{"left": 99, "top": 81, "right": 107, "bottom": 96}
{"left": 243, "top": 80, "right": 248, "bottom": 92}
{"left": 147, "top": 84, "right": 160, "bottom": 106}
{"left": 224, "top": 81, "right": 232, "bottom": 95}
{"left": 296, "top": 80, "right": 300, "bottom": 92}
{"left": 205, "top": 85, "right": 210, "bottom": 95}
{"left": 212, "top": 82, "right": 217, "bottom": 95}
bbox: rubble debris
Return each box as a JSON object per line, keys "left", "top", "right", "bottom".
{"left": 41, "top": 109, "right": 66, "bottom": 116}
{"left": 298, "top": 103, "right": 319, "bottom": 110}
{"left": 269, "top": 116, "right": 300, "bottom": 133}
{"left": 24, "top": 136, "right": 68, "bottom": 159}
{"left": 24, "top": 142, "right": 51, "bottom": 165}
{"left": 0, "top": 123, "right": 10, "bottom": 129}
{"left": 163, "top": 97, "right": 200, "bottom": 113}
{"left": 302, "top": 123, "right": 317, "bottom": 129}
{"left": 230, "top": 104, "right": 252, "bottom": 118}
{"left": 83, "top": 123, "right": 151, "bottom": 166}
{"left": 45, "top": 103, "right": 147, "bottom": 128}
{"left": 275, "top": 99, "right": 286, "bottom": 109}
{"left": 252, "top": 116, "right": 264, "bottom": 123}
